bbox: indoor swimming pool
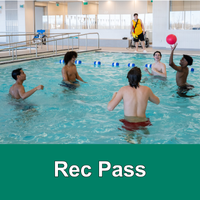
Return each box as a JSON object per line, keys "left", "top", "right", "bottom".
{"left": 0, "top": 51, "right": 200, "bottom": 144}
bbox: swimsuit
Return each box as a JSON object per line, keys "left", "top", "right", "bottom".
{"left": 178, "top": 84, "right": 194, "bottom": 94}
{"left": 59, "top": 80, "right": 79, "bottom": 89}
{"left": 119, "top": 118, "right": 152, "bottom": 131}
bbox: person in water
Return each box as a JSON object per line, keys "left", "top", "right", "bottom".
{"left": 144, "top": 51, "right": 167, "bottom": 78}
{"left": 107, "top": 67, "right": 160, "bottom": 128}
{"left": 61, "top": 51, "right": 87, "bottom": 88}
{"left": 169, "top": 43, "right": 194, "bottom": 96}
{"left": 9, "top": 68, "right": 44, "bottom": 100}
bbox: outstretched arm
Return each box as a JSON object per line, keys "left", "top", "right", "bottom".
{"left": 144, "top": 68, "right": 153, "bottom": 76}
{"left": 76, "top": 71, "right": 87, "bottom": 83}
{"left": 18, "top": 85, "right": 44, "bottom": 100}
{"left": 148, "top": 88, "right": 160, "bottom": 105}
{"left": 169, "top": 43, "right": 182, "bottom": 72}
{"left": 107, "top": 88, "right": 123, "bottom": 111}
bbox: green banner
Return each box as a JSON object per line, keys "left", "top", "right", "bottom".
{"left": 0, "top": 145, "right": 199, "bottom": 200}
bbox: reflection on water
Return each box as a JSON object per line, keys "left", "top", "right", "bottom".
{"left": 120, "top": 128, "right": 150, "bottom": 144}
{"left": 7, "top": 94, "right": 39, "bottom": 127}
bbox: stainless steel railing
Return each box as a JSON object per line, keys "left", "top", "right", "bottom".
{"left": 0, "top": 32, "right": 81, "bottom": 56}
{"left": 0, "top": 32, "right": 100, "bottom": 64}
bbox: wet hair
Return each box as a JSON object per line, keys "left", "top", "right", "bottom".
{"left": 153, "top": 51, "right": 162, "bottom": 57}
{"left": 63, "top": 51, "right": 78, "bottom": 65}
{"left": 183, "top": 54, "right": 193, "bottom": 66}
{"left": 127, "top": 67, "right": 141, "bottom": 89}
{"left": 134, "top": 13, "right": 138, "bottom": 16}
{"left": 12, "top": 68, "right": 22, "bottom": 80}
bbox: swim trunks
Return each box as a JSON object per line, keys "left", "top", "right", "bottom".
{"left": 119, "top": 118, "right": 152, "bottom": 131}
{"left": 59, "top": 81, "right": 79, "bottom": 89}
{"left": 178, "top": 84, "right": 194, "bottom": 94}
{"left": 133, "top": 32, "right": 144, "bottom": 42}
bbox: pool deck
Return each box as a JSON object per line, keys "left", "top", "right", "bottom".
{"left": 98, "top": 46, "right": 200, "bottom": 56}
{"left": 0, "top": 45, "right": 200, "bottom": 65}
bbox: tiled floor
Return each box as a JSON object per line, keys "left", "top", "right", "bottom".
{"left": 98, "top": 46, "right": 200, "bottom": 56}
{"left": 0, "top": 45, "right": 200, "bottom": 65}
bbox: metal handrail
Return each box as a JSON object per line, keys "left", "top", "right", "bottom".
{"left": 0, "top": 32, "right": 100, "bottom": 63}
{"left": 0, "top": 32, "right": 99, "bottom": 51}
{"left": 0, "top": 32, "right": 81, "bottom": 47}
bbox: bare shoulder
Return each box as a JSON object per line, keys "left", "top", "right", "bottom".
{"left": 161, "top": 62, "right": 166, "bottom": 68}
{"left": 62, "top": 65, "right": 68, "bottom": 72}
{"left": 17, "top": 84, "right": 24, "bottom": 91}
{"left": 139, "top": 85, "right": 149, "bottom": 90}
{"left": 119, "top": 86, "right": 127, "bottom": 92}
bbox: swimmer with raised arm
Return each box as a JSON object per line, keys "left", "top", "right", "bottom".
{"left": 144, "top": 51, "right": 167, "bottom": 78}
{"left": 107, "top": 67, "right": 160, "bottom": 124}
{"left": 169, "top": 43, "right": 194, "bottom": 95}
{"left": 9, "top": 68, "right": 44, "bottom": 99}
{"left": 61, "top": 51, "right": 87, "bottom": 88}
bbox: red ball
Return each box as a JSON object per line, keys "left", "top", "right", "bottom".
{"left": 166, "top": 34, "right": 177, "bottom": 45}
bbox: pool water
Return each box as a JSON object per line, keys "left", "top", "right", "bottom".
{"left": 1, "top": 52, "right": 200, "bottom": 144}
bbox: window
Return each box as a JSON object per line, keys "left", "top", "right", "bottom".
{"left": 170, "top": 1, "right": 200, "bottom": 30}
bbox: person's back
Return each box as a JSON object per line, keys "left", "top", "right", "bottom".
{"left": 107, "top": 67, "right": 160, "bottom": 123}
{"left": 122, "top": 85, "right": 153, "bottom": 118}
{"left": 9, "top": 83, "right": 24, "bottom": 99}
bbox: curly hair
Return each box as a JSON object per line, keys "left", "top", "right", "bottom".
{"left": 127, "top": 67, "right": 141, "bottom": 89}
{"left": 63, "top": 51, "right": 78, "bottom": 65}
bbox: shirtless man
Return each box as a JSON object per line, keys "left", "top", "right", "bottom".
{"left": 169, "top": 43, "right": 194, "bottom": 95}
{"left": 107, "top": 67, "right": 160, "bottom": 125}
{"left": 9, "top": 68, "right": 44, "bottom": 99}
{"left": 144, "top": 51, "right": 167, "bottom": 78}
{"left": 61, "top": 51, "right": 86, "bottom": 88}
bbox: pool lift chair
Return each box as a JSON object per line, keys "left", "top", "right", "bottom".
{"left": 33, "top": 30, "right": 47, "bottom": 45}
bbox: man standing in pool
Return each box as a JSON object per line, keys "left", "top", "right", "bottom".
{"left": 144, "top": 51, "right": 167, "bottom": 78}
{"left": 107, "top": 67, "right": 160, "bottom": 128}
{"left": 169, "top": 43, "right": 194, "bottom": 95}
{"left": 61, "top": 51, "right": 87, "bottom": 89}
{"left": 9, "top": 68, "right": 44, "bottom": 99}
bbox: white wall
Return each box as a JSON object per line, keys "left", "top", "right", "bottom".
{"left": 82, "top": 3, "right": 98, "bottom": 15}
{"left": 50, "top": 29, "right": 130, "bottom": 40}
{"left": 153, "top": 0, "right": 200, "bottom": 49}
{"left": 35, "top": 7, "right": 44, "bottom": 31}
{"left": 98, "top": 1, "right": 147, "bottom": 14}
{"left": 18, "top": 1, "right": 26, "bottom": 33}
{"left": 25, "top": 1, "right": 35, "bottom": 33}
{"left": 67, "top": 2, "right": 82, "bottom": 15}
{"left": 48, "top": 3, "right": 68, "bottom": 15}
